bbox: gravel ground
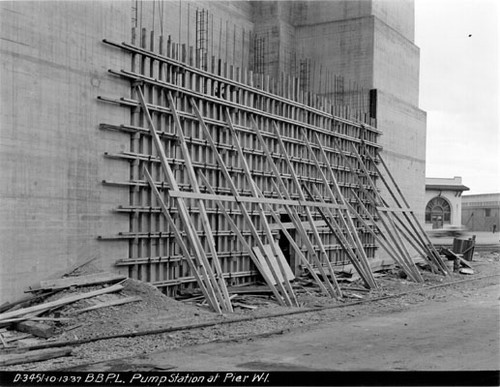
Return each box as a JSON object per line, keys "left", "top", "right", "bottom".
{"left": 1, "top": 250, "right": 498, "bottom": 371}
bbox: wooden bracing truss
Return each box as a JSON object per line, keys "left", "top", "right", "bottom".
{"left": 98, "top": 32, "right": 447, "bottom": 313}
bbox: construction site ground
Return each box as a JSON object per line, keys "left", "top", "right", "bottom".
{"left": 1, "top": 249, "right": 499, "bottom": 372}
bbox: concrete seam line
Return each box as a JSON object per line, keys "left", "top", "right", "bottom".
{"left": 19, "top": 273, "right": 500, "bottom": 351}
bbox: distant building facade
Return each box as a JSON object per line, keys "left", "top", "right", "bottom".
{"left": 425, "top": 177, "right": 469, "bottom": 230}
{"left": 462, "top": 193, "right": 500, "bottom": 232}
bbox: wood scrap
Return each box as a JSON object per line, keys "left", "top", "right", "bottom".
{"left": 64, "top": 323, "right": 84, "bottom": 332}
{"left": 0, "top": 316, "right": 71, "bottom": 324}
{"left": 256, "top": 244, "right": 295, "bottom": 284}
{"left": 227, "top": 286, "right": 272, "bottom": 295}
{"left": 0, "top": 332, "right": 9, "bottom": 348}
{"left": 0, "top": 283, "right": 124, "bottom": 322}
{"left": 5, "top": 333, "right": 32, "bottom": 343}
{"left": 29, "top": 255, "right": 99, "bottom": 291}
{"left": 0, "top": 290, "right": 59, "bottom": 313}
{"left": 233, "top": 302, "right": 258, "bottom": 310}
{"left": 345, "top": 293, "right": 364, "bottom": 299}
{"left": 0, "top": 347, "right": 73, "bottom": 367}
{"left": 341, "top": 287, "right": 370, "bottom": 293}
{"left": 15, "top": 320, "right": 55, "bottom": 339}
{"left": 267, "top": 220, "right": 327, "bottom": 231}
{"left": 180, "top": 295, "right": 205, "bottom": 303}
{"left": 440, "top": 248, "right": 473, "bottom": 269}
{"left": 74, "top": 296, "right": 142, "bottom": 314}
{"left": 35, "top": 272, "right": 127, "bottom": 291}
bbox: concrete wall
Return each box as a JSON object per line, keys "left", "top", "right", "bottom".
{"left": 293, "top": 0, "right": 372, "bottom": 26}
{"left": 373, "top": 17, "right": 420, "bottom": 106}
{"left": 137, "top": 0, "right": 255, "bottom": 70}
{"left": 0, "top": 1, "right": 131, "bottom": 303}
{"left": 376, "top": 91, "right": 426, "bottom": 219}
{"left": 371, "top": 0, "right": 414, "bottom": 41}
{"left": 295, "top": 16, "right": 375, "bottom": 91}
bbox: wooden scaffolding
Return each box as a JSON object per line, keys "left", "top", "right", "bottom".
{"left": 96, "top": 28, "right": 447, "bottom": 313}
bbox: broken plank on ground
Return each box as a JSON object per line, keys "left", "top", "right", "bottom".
{"left": 0, "top": 347, "right": 73, "bottom": 367}
{"left": 36, "top": 272, "right": 127, "bottom": 291}
{"left": 0, "top": 284, "right": 124, "bottom": 322}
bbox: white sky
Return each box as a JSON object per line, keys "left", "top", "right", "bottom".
{"left": 415, "top": 0, "right": 500, "bottom": 195}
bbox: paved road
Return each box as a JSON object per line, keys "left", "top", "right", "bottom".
{"left": 74, "top": 283, "right": 499, "bottom": 371}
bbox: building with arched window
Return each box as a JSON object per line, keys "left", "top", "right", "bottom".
{"left": 425, "top": 177, "right": 469, "bottom": 230}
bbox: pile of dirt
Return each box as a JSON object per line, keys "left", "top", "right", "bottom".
{"left": 53, "top": 279, "right": 215, "bottom": 343}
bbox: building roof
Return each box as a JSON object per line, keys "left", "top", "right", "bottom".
{"left": 462, "top": 193, "right": 500, "bottom": 207}
{"left": 426, "top": 184, "right": 470, "bottom": 192}
{"left": 425, "top": 177, "right": 469, "bottom": 192}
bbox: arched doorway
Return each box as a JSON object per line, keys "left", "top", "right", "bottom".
{"left": 425, "top": 197, "right": 451, "bottom": 229}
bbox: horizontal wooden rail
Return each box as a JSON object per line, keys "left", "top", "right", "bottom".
{"left": 102, "top": 39, "right": 381, "bottom": 134}
{"left": 99, "top": 121, "right": 380, "bottom": 177}
{"left": 105, "top": 68, "right": 381, "bottom": 149}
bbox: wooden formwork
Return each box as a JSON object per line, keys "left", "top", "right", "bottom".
{"left": 98, "top": 29, "right": 381, "bottom": 298}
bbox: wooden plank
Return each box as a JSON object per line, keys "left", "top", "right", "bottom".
{"left": 0, "top": 317, "right": 71, "bottom": 324}
{"left": 0, "top": 333, "right": 9, "bottom": 348}
{"left": 0, "top": 347, "right": 73, "bottom": 367}
{"left": 265, "top": 243, "right": 295, "bottom": 281}
{"left": 0, "top": 290, "right": 60, "bottom": 312}
{"left": 254, "top": 245, "right": 294, "bottom": 285}
{"left": 376, "top": 206, "right": 413, "bottom": 213}
{"left": 252, "top": 247, "right": 283, "bottom": 285}
{"left": 75, "top": 296, "right": 142, "bottom": 314}
{"left": 167, "top": 189, "right": 346, "bottom": 210}
{"left": 15, "top": 321, "right": 55, "bottom": 339}
{"left": 29, "top": 255, "right": 99, "bottom": 291}
{"left": 267, "top": 220, "right": 327, "bottom": 231}
{"left": 0, "top": 284, "right": 124, "bottom": 322}
{"left": 37, "top": 273, "right": 126, "bottom": 291}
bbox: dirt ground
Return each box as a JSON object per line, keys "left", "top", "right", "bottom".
{"left": 1, "top": 250, "right": 499, "bottom": 371}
